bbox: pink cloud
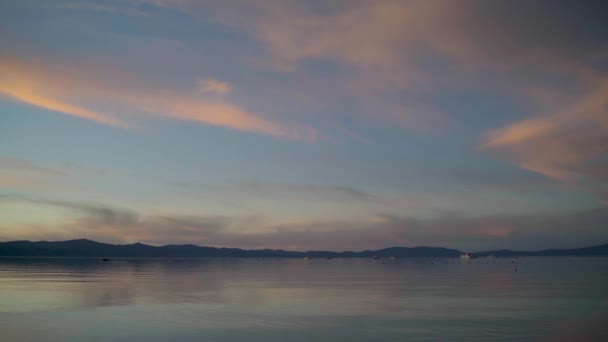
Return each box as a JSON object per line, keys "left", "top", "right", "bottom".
{"left": 483, "top": 79, "right": 608, "bottom": 186}
{"left": 0, "top": 55, "right": 314, "bottom": 140}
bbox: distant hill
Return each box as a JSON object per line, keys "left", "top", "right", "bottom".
{"left": 472, "top": 243, "right": 608, "bottom": 257}
{"left": 0, "top": 239, "right": 461, "bottom": 258}
{"left": 0, "top": 239, "right": 606, "bottom": 258}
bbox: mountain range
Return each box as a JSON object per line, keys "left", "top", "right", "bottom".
{"left": 1, "top": 239, "right": 607, "bottom": 258}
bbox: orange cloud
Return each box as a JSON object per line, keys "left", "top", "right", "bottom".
{"left": 0, "top": 60, "right": 126, "bottom": 127}
{"left": 483, "top": 80, "right": 608, "bottom": 185}
{"left": 0, "top": 55, "right": 313, "bottom": 139}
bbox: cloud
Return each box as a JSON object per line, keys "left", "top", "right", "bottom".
{"left": 0, "top": 72, "right": 126, "bottom": 128}
{"left": 2, "top": 194, "right": 607, "bottom": 251}
{"left": 5, "top": 1, "right": 606, "bottom": 137}
{"left": 229, "top": 181, "right": 376, "bottom": 202}
{"left": 482, "top": 79, "right": 608, "bottom": 195}
{"left": 0, "top": 175, "right": 62, "bottom": 191}
{"left": 0, "top": 55, "right": 314, "bottom": 139}
{"left": 244, "top": 1, "right": 416, "bottom": 70}
{"left": 0, "top": 193, "right": 139, "bottom": 227}
{"left": 200, "top": 0, "right": 608, "bottom": 133}
{"left": 0, "top": 157, "right": 66, "bottom": 176}
{"left": 218, "top": 0, "right": 606, "bottom": 74}
{"left": 0, "top": 193, "right": 236, "bottom": 244}
{"left": 0, "top": 157, "right": 69, "bottom": 191}
{"left": 198, "top": 78, "right": 231, "bottom": 95}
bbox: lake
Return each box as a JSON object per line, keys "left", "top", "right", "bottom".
{"left": 1, "top": 257, "right": 607, "bottom": 341}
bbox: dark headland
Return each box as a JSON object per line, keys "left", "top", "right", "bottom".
{"left": 0, "top": 239, "right": 607, "bottom": 258}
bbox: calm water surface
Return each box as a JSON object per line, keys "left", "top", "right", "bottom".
{"left": 1, "top": 257, "right": 607, "bottom": 341}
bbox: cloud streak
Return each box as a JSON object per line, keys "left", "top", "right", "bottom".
{"left": 198, "top": 78, "right": 231, "bottom": 95}
{"left": 483, "top": 78, "right": 608, "bottom": 197}
{"left": 0, "top": 55, "right": 314, "bottom": 139}
{"left": 229, "top": 181, "right": 377, "bottom": 202}
{"left": 0, "top": 157, "right": 66, "bottom": 176}
{"left": 2, "top": 194, "right": 607, "bottom": 251}
{"left": 0, "top": 158, "right": 69, "bottom": 191}
{"left": 0, "top": 83, "right": 126, "bottom": 127}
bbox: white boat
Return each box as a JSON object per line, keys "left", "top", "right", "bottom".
{"left": 460, "top": 253, "right": 475, "bottom": 259}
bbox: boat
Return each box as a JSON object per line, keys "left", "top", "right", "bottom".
{"left": 372, "top": 256, "right": 380, "bottom": 260}
{"left": 304, "top": 256, "right": 311, "bottom": 260}
{"left": 460, "top": 253, "right": 475, "bottom": 259}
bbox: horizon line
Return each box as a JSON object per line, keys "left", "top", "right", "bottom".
{"left": 2, "top": 238, "right": 607, "bottom": 254}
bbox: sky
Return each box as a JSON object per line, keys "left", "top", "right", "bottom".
{"left": 1, "top": 0, "right": 608, "bottom": 252}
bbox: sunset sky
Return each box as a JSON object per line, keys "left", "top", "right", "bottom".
{"left": 1, "top": 0, "right": 607, "bottom": 251}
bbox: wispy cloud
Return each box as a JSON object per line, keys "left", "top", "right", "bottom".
{"left": 0, "top": 194, "right": 138, "bottom": 226}
{"left": 220, "top": 0, "right": 605, "bottom": 75}
{"left": 0, "top": 175, "right": 61, "bottom": 191}
{"left": 0, "top": 157, "right": 68, "bottom": 191}
{"left": 0, "top": 74, "right": 126, "bottom": 128}
{"left": 0, "top": 55, "right": 314, "bottom": 139}
{"left": 482, "top": 79, "right": 608, "bottom": 196}
{"left": 229, "top": 181, "right": 376, "bottom": 202}
{"left": 0, "top": 157, "right": 66, "bottom": 176}
{"left": 2, "top": 194, "right": 607, "bottom": 251}
{"left": 206, "top": 0, "right": 608, "bottom": 133}
{"left": 0, "top": 193, "right": 237, "bottom": 244}
{"left": 6, "top": 1, "right": 604, "bottom": 138}
{"left": 198, "top": 78, "right": 231, "bottom": 95}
